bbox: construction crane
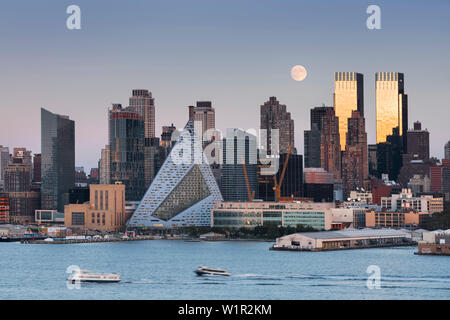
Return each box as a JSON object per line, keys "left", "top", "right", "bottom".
{"left": 242, "top": 159, "right": 255, "bottom": 201}
{"left": 273, "top": 142, "right": 293, "bottom": 202}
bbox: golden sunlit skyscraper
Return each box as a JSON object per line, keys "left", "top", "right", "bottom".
{"left": 375, "top": 72, "right": 408, "bottom": 148}
{"left": 333, "top": 72, "right": 364, "bottom": 151}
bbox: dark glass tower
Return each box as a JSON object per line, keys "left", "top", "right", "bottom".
{"left": 221, "top": 129, "right": 257, "bottom": 201}
{"left": 109, "top": 104, "right": 145, "bottom": 201}
{"left": 41, "top": 108, "right": 75, "bottom": 211}
{"left": 304, "top": 106, "right": 333, "bottom": 168}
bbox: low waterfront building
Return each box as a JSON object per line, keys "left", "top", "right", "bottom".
{"left": 64, "top": 182, "right": 126, "bottom": 232}
{"left": 35, "top": 210, "right": 64, "bottom": 224}
{"left": 329, "top": 208, "right": 363, "bottom": 229}
{"left": 417, "top": 230, "right": 450, "bottom": 255}
{"left": 0, "top": 224, "right": 29, "bottom": 237}
{"left": 365, "top": 210, "right": 429, "bottom": 228}
{"left": 211, "top": 201, "right": 335, "bottom": 230}
{"left": 272, "top": 228, "right": 411, "bottom": 251}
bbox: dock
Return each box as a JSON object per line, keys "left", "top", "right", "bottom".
{"left": 21, "top": 235, "right": 159, "bottom": 244}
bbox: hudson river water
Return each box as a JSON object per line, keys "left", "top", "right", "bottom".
{"left": 1, "top": 240, "right": 449, "bottom": 299}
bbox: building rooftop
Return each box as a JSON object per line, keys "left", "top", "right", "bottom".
{"left": 287, "top": 228, "right": 409, "bottom": 240}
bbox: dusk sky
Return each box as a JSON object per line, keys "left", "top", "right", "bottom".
{"left": 1, "top": 0, "right": 449, "bottom": 170}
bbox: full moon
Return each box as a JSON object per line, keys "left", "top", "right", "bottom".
{"left": 291, "top": 65, "right": 307, "bottom": 82}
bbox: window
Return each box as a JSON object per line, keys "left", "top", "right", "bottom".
{"left": 72, "top": 212, "right": 85, "bottom": 226}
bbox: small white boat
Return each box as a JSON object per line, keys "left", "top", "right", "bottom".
{"left": 194, "top": 266, "right": 231, "bottom": 276}
{"left": 67, "top": 269, "right": 120, "bottom": 283}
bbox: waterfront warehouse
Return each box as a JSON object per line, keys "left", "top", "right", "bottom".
{"left": 272, "top": 228, "right": 411, "bottom": 251}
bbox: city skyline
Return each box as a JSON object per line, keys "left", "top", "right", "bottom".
{"left": 1, "top": 0, "right": 449, "bottom": 170}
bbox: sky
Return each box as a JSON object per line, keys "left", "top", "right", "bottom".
{"left": 1, "top": 0, "right": 449, "bottom": 170}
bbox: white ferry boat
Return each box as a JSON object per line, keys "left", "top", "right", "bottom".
{"left": 194, "top": 266, "right": 231, "bottom": 276}
{"left": 67, "top": 269, "right": 120, "bottom": 283}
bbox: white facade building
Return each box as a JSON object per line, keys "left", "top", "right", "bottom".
{"left": 127, "top": 121, "right": 223, "bottom": 228}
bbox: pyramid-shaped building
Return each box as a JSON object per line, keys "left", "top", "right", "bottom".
{"left": 127, "top": 120, "right": 223, "bottom": 228}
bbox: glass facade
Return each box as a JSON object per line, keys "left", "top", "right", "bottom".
{"left": 41, "top": 108, "right": 75, "bottom": 211}
{"left": 375, "top": 72, "right": 408, "bottom": 146}
{"left": 334, "top": 72, "right": 364, "bottom": 151}
{"left": 109, "top": 105, "right": 145, "bottom": 201}
{"left": 221, "top": 129, "right": 257, "bottom": 201}
{"left": 212, "top": 206, "right": 328, "bottom": 230}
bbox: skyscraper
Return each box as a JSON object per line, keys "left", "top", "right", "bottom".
{"left": 161, "top": 124, "right": 177, "bottom": 148}
{"left": 129, "top": 89, "right": 155, "bottom": 138}
{"left": 260, "top": 96, "right": 295, "bottom": 155}
{"left": 375, "top": 72, "right": 408, "bottom": 149}
{"left": 342, "top": 111, "right": 368, "bottom": 197}
{"left": 221, "top": 129, "right": 257, "bottom": 201}
{"left": 99, "top": 145, "right": 110, "bottom": 185}
{"left": 4, "top": 163, "right": 31, "bottom": 192}
{"left": 188, "top": 101, "right": 216, "bottom": 145}
{"left": 333, "top": 72, "right": 364, "bottom": 151}
{"left": 32, "top": 154, "right": 41, "bottom": 184}
{"left": 376, "top": 127, "right": 403, "bottom": 181}
{"left": 12, "top": 148, "right": 32, "bottom": 166}
{"left": 368, "top": 144, "right": 378, "bottom": 177}
{"left": 41, "top": 108, "right": 75, "bottom": 211}
{"left": 445, "top": 140, "right": 450, "bottom": 159}
{"left": 109, "top": 104, "right": 145, "bottom": 201}
{"left": 406, "top": 121, "right": 429, "bottom": 160}
{"left": 320, "top": 107, "right": 341, "bottom": 179}
{"left": 0, "top": 145, "right": 10, "bottom": 191}
{"left": 304, "top": 106, "right": 333, "bottom": 168}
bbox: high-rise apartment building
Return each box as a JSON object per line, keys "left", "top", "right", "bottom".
{"left": 0, "top": 146, "right": 10, "bottom": 191}
{"left": 41, "top": 108, "right": 75, "bottom": 211}
{"left": 188, "top": 101, "right": 216, "bottom": 145}
{"left": 376, "top": 127, "right": 403, "bottom": 181}
{"left": 0, "top": 193, "right": 9, "bottom": 223}
{"left": 221, "top": 129, "right": 258, "bottom": 202}
{"left": 304, "top": 106, "right": 332, "bottom": 168}
{"left": 375, "top": 72, "right": 408, "bottom": 149}
{"left": 342, "top": 111, "right": 368, "bottom": 197}
{"left": 109, "top": 104, "right": 145, "bottom": 201}
{"left": 4, "top": 163, "right": 31, "bottom": 192}
{"left": 260, "top": 97, "right": 295, "bottom": 155}
{"left": 144, "top": 137, "right": 164, "bottom": 189}
{"left": 129, "top": 89, "right": 155, "bottom": 139}
{"left": 161, "top": 124, "right": 177, "bottom": 148}
{"left": 406, "top": 121, "right": 429, "bottom": 160}
{"left": 320, "top": 107, "right": 341, "bottom": 179}
{"left": 333, "top": 72, "right": 364, "bottom": 151}
{"left": 368, "top": 144, "right": 378, "bottom": 177}
{"left": 445, "top": 140, "right": 450, "bottom": 159}
{"left": 99, "top": 145, "right": 110, "bottom": 185}
{"left": 33, "top": 154, "right": 41, "bottom": 184}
